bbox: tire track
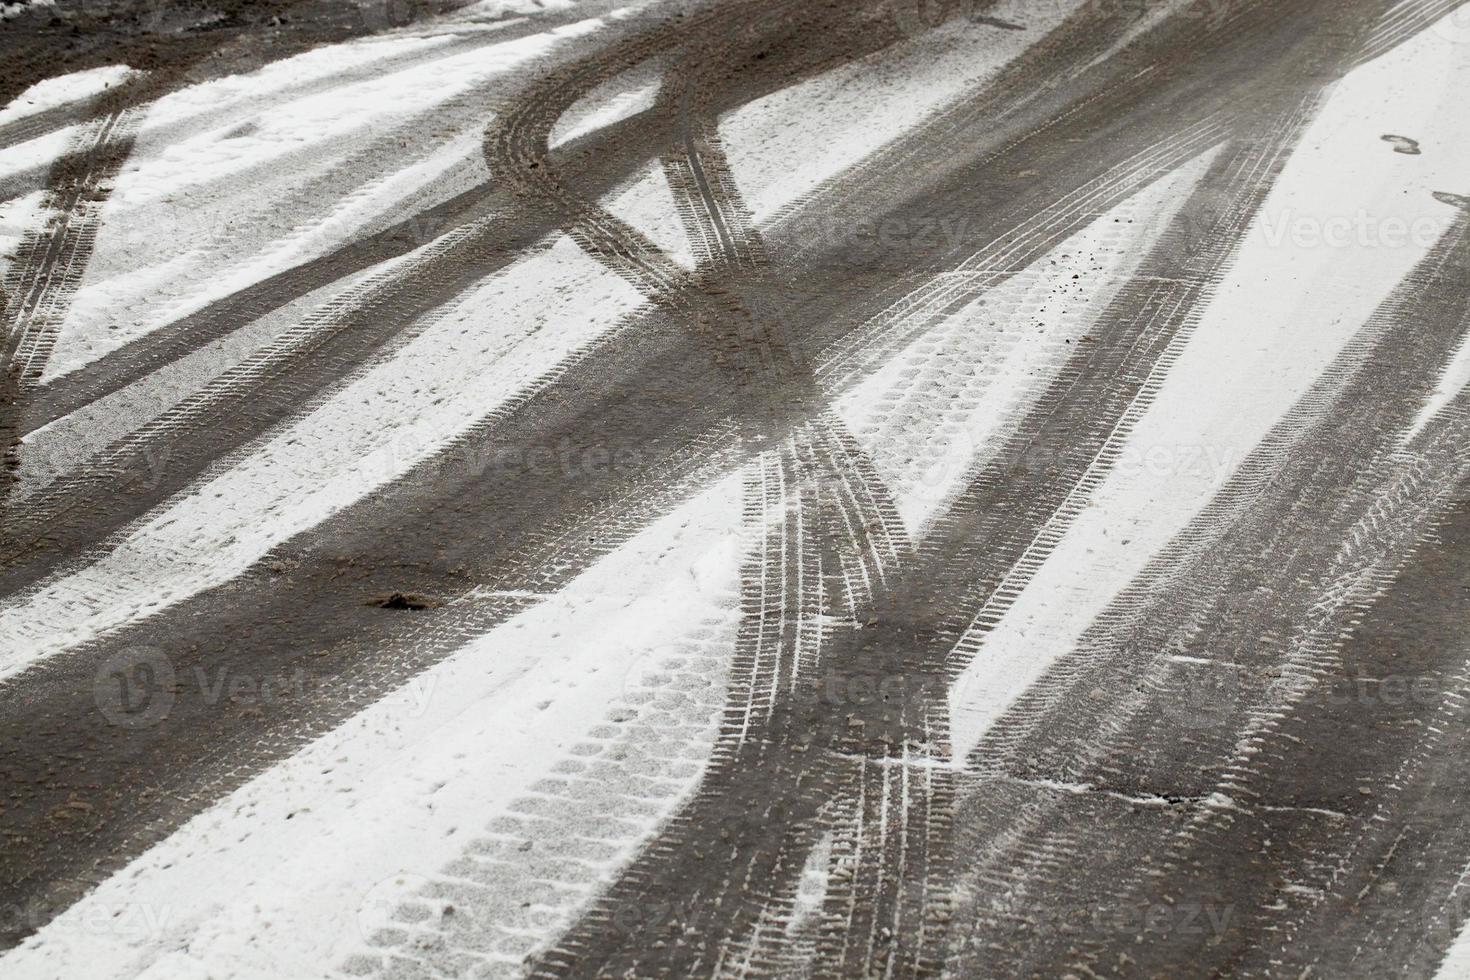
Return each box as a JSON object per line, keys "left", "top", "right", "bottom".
{"left": 1066, "top": 219, "right": 1470, "bottom": 978}
{"left": 0, "top": 71, "right": 163, "bottom": 510}
{"left": 0, "top": 0, "right": 1390, "bottom": 952}
{"left": 0, "top": 4, "right": 602, "bottom": 518}
{"left": 530, "top": 53, "right": 934, "bottom": 974}
{"left": 345, "top": 597, "right": 746, "bottom": 980}
{"left": 0, "top": 0, "right": 525, "bottom": 198}
{"left": 662, "top": 106, "right": 953, "bottom": 978}
{"left": 11, "top": 24, "right": 612, "bottom": 494}
{"left": 534, "top": 2, "right": 1404, "bottom": 974}
{"left": 0, "top": 3, "right": 593, "bottom": 158}
{"left": 940, "top": 92, "right": 1320, "bottom": 668}
{"left": 0, "top": 0, "right": 921, "bottom": 597}
{"left": 5, "top": 7, "right": 629, "bottom": 438}
{"left": 0, "top": 1, "right": 929, "bottom": 952}
{"left": 939, "top": 207, "right": 1470, "bottom": 977}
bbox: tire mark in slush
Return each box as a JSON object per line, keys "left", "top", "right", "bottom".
{"left": 0, "top": 0, "right": 1404, "bottom": 954}
{"left": 0, "top": 75, "right": 155, "bottom": 513}
{"left": 0, "top": 0, "right": 930, "bottom": 945}
{"left": 534, "top": 1, "right": 1407, "bottom": 975}
{"left": 0, "top": 0, "right": 917, "bottom": 599}
{"left": 940, "top": 209, "right": 1470, "bottom": 978}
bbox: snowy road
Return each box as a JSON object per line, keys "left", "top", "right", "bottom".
{"left": 3, "top": 0, "right": 1470, "bottom": 977}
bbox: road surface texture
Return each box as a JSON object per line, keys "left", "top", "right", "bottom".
{"left": 3, "top": 0, "right": 1470, "bottom": 977}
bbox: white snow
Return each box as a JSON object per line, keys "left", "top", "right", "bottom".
{"left": 0, "top": 0, "right": 1093, "bottom": 664}
{"left": 603, "top": 160, "right": 696, "bottom": 267}
{"left": 835, "top": 148, "right": 1221, "bottom": 536}
{"left": 949, "top": 13, "right": 1470, "bottom": 757}
{"left": 1436, "top": 913, "right": 1470, "bottom": 980}
{"left": 0, "top": 125, "right": 80, "bottom": 187}
{"left": 0, "top": 64, "right": 134, "bottom": 128}
{"left": 551, "top": 80, "right": 658, "bottom": 149}
{"left": 718, "top": 0, "right": 1082, "bottom": 225}
{"left": 40, "top": 13, "right": 610, "bottom": 379}
{"left": 40, "top": 126, "right": 488, "bottom": 384}
{"left": 0, "top": 235, "right": 643, "bottom": 678}
{"left": 110, "top": 27, "right": 597, "bottom": 210}
{"left": 0, "top": 473, "right": 744, "bottom": 980}
{"left": 0, "top": 188, "right": 45, "bottom": 279}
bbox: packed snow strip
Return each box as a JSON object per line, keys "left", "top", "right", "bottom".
{"left": 552, "top": 80, "right": 659, "bottom": 148}
{"left": 41, "top": 123, "right": 490, "bottom": 384}
{"left": 0, "top": 67, "right": 140, "bottom": 188}
{"left": 0, "top": 474, "right": 744, "bottom": 980}
{"left": 0, "top": 35, "right": 450, "bottom": 186}
{"left": 0, "top": 188, "right": 45, "bottom": 280}
{"left": 833, "top": 150, "right": 1219, "bottom": 536}
{"left": 460, "top": 0, "right": 582, "bottom": 17}
{"left": 13, "top": 262, "right": 393, "bottom": 499}
{"left": 108, "top": 21, "right": 601, "bottom": 210}
{"left": 113, "top": 33, "right": 458, "bottom": 140}
{"left": 1435, "top": 911, "right": 1470, "bottom": 980}
{"left": 0, "top": 235, "right": 643, "bottom": 678}
{"left": 549, "top": 48, "right": 661, "bottom": 150}
{"left": 1407, "top": 321, "right": 1470, "bottom": 443}
{"left": 39, "top": 13, "right": 612, "bottom": 381}
{"left": 604, "top": 160, "right": 697, "bottom": 268}
{"left": 947, "top": 12, "right": 1470, "bottom": 757}
{"left": 608, "top": 2, "right": 1091, "bottom": 282}
{"left": 0, "top": 65, "right": 136, "bottom": 129}
{"left": 0, "top": 125, "right": 86, "bottom": 191}
{"left": 717, "top": 0, "right": 1083, "bottom": 226}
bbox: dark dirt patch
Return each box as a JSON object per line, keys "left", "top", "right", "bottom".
{"left": 365, "top": 591, "right": 443, "bottom": 610}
